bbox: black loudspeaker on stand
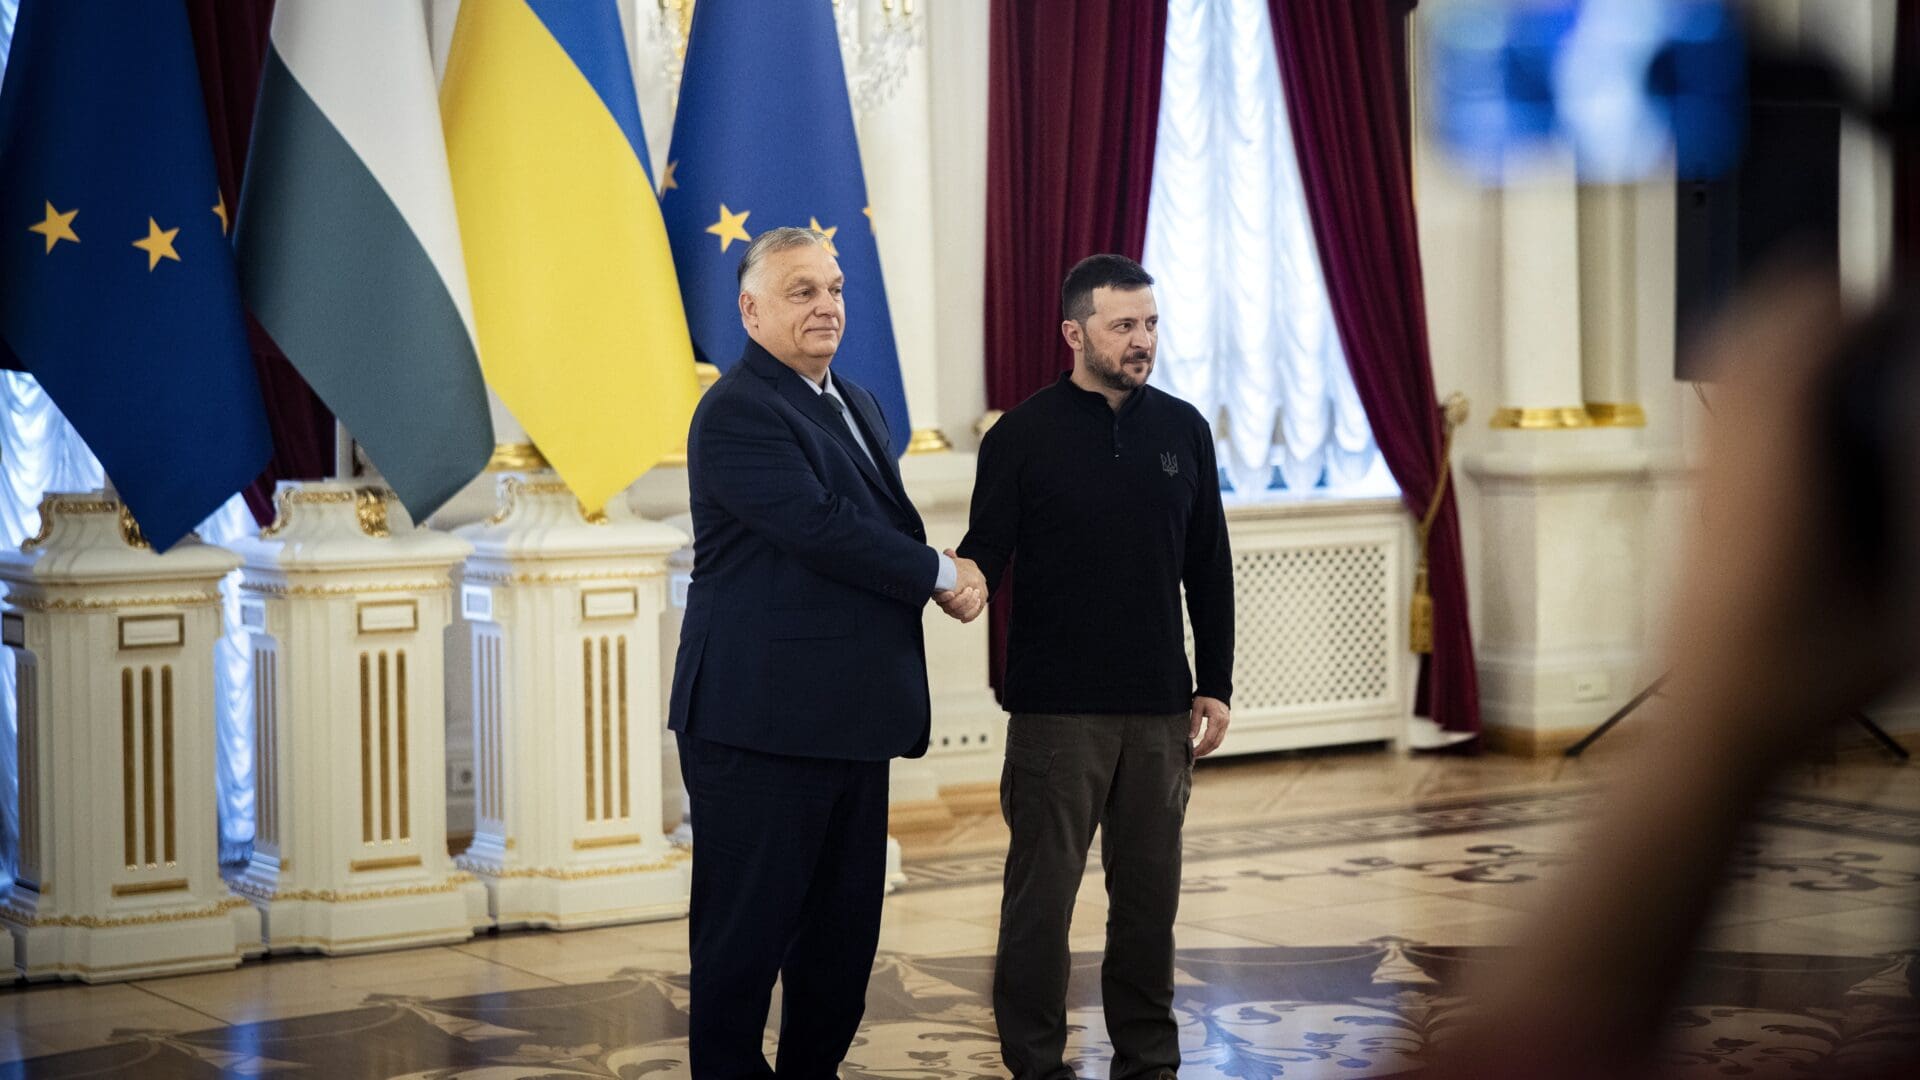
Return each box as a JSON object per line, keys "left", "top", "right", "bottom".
{"left": 1564, "top": 672, "right": 1910, "bottom": 761}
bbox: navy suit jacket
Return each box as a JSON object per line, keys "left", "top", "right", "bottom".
{"left": 668, "top": 339, "right": 935, "bottom": 761}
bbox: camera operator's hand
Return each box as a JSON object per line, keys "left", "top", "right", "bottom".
{"left": 1429, "top": 267, "right": 1920, "bottom": 1080}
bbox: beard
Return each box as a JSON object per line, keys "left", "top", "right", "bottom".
{"left": 1085, "top": 342, "right": 1153, "bottom": 392}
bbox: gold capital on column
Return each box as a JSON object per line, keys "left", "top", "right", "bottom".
{"left": 1488, "top": 406, "right": 1594, "bottom": 430}
{"left": 486, "top": 443, "right": 550, "bottom": 472}
{"left": 1583, "top": 402, "right": 1647, "bottom": 428}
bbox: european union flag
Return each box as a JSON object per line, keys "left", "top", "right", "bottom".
{"left": 0, "top": 0, "right": 271, "bottom": 550}
{"left": 661, "top": 0, "right": 911, "bottom": 456}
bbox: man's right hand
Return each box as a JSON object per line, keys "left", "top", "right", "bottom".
{"left": 934, "top": 551, "right": 987, "bottom": 623}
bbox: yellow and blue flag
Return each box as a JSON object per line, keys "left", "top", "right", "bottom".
{"left": 441, "top": 0, "right": 701, "bottom": 512}
{"left": 661, "top": 0, "right": 910, "bottom": 456}
{"left": 0, "top": 0, "right": 271, "bottom": 550}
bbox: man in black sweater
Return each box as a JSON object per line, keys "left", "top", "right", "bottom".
{"left": 959, "top": 254, "right": 1234, "bottom": 1080}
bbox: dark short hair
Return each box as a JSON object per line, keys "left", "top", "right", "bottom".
{"left": 1061, "top": 254, "right": 1154, "bottom": 324}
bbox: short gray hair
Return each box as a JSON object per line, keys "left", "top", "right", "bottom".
{"left": 737, "top": 226, "right": 830, "bottom": 294}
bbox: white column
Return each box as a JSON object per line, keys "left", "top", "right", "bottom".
{"left": 228, "top": 482, "right": 486, "bottom": 954}
{"left": 858, "top": 9, "right": 948, "bottom": 452}
{"left": 926, "top": 0, "right": 991, "bottom": 449}
{"left": 1494, "top": 172, "right": 1591, "bottom": 428}
{"left": 1578, "top": 184, "right": 1643, "bottom": 425}
{"left": 451, "top": 475, "right": 690, "bottom": 929}
{"left": 0, "top": 493, "right": 261, "bottom": 982}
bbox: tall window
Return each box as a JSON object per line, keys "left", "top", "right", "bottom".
{"left": 1144, "top": 0, "right": 1392, "bottom": 500}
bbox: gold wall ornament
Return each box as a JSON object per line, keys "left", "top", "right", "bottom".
{"left": 974, "top": 410, "right": 1004, "bottom": 438}
{"left": 118, "top": 506, "right": 151, "bottom": 550}
{"left": 1488, "top": 405, "right": 1593, "bottom": 430}
{"left": 907, "top": 427, "right": 952, "bottom": 454}
{"left": 20, "top": 497, "right": 120, "bottom": 552}
{"left": 259, "top": 486, "right": 357, "bottom": 539}
{"left": 482, "top": 475, "right": 577, "bottom": 528}
{"left": 1584, "top": 402, "right": 1647, "bottom": 428}
{"left": 486, "top": 442, "right": 550, "bottom": 473}
{"left": 355, "top": 487, "right": 392, "bottom": 538}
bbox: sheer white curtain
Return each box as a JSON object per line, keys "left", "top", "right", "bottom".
{"left": 0, "top": 0, "right": 260, "bottom": 875}
{"left": 1143, "top": 0, "right": 1391, "bottom": 500}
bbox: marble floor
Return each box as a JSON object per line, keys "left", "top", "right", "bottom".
{"left": 3, "top": 738, "right": 1917, "bottom": 1078}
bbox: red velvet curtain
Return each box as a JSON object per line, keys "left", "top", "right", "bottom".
{"left": 984, "top": 0, "right": 1168, "bottom": 412}
{"left": 1267, "top": 0, "right": 1481, "bottom": 735}
{"left": 983, "top": 0, "right": 1168, "bottom": 694}
{"left": 185, "top": 0, "right": 334, "bottom": 525}
{"left": 1896, "top": 0, "right": 1920, "bottom": 277}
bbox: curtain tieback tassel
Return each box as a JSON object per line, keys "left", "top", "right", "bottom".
{"left": 1412, "top": 393, "right": 1469, "bottom": 655}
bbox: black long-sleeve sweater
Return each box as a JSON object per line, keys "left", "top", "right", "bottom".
{"left": 958, "top": 374, "right": 1234, "bottom": 715}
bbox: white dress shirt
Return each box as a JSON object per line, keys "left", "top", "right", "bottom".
{"left": 804, "top": 369, "right": 956, "bottom": 593}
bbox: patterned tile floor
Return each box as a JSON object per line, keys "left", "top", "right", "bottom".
{"left": 3, "top": 741, "right": 1917, "bottom": 1078}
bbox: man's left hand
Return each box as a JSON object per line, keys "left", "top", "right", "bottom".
{"left": 1190, "top": 695, "right": 1230, "bottom": 758}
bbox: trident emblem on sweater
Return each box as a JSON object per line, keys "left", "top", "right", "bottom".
{"left": 1160, "top": 452, "right": 1179, "bottom": 477}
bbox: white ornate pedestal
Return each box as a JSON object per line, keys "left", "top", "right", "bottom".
{"left": 227, "top": 482, "right": 485, "bottom": 953}
{"left": 450, "top": 475, "right": 690, "bottom": 929}
{"left": 0, "top": 493, "right": 260, "bottom": 981}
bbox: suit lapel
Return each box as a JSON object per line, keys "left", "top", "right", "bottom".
{"left": 758, "top": 355, "right": 904, "bottom": 511}
{"left": 843, "top": 380, "right": 917, "bottom": 518}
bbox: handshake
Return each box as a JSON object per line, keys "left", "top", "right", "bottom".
{"left": 934, "top": 548, "right": 988, "bottom": 623}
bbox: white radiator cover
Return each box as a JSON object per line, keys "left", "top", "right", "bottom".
{"left": 1195, "top": 496, "right": 1413, "bottom": 757}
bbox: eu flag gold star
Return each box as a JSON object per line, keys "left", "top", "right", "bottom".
{"left": 659, "top": 160, "right": 679, "bottom": 194}
{"left": 862, "top": 206, "right": 874, "bottom": 233}
{"left": 28, "top": 201, "right": 79, "bottom": 253}
{"left": 133, "top": 217, "right": 181, "bottom": 271}
{"left": 707, "top": 203, "right": 751, "bottom": 252}
{"left": 212, "top": 190, "right": 230, "bottom": 235}
{"left": 808, "top": 217, "right": 839, "bottom": 256}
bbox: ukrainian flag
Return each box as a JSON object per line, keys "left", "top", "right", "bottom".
{"left": 440, "top": 0, "right": 699, "bottom": 512}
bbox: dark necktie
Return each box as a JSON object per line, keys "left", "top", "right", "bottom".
{"left": 821, "top": 391, "right": 876, "bottom": 468}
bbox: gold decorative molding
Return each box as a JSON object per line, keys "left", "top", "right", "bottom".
{"left": 453, "top": 853, "right": 685, "bottom": 880}
{"left": 907, "top": 427, "right": 952, "bottom": 454}
{"left": 355, "top": 487, "right": 393, "bottom": 538}
{"left": 460, "top": 567, "right": 666, "bottom": 587}
{"left": 8, "top": 591, "right": 222, "bottom": 612}
{"left": 486, "top": 442, "right": 550, "bottom": 472}
{"left": 0, "top": 896, "right": 250, "bottom": 929}
{"left": 111, "top": 878, "right": 188, "bottom": 897}
{"left": 118, "top": 507, "right": 151, "bottom": 550}
{"left": 1584, "top": 402, "right": 1647, "bottom": 428}
{"left": 240, "top": 580, "right": 450, "bottom": 598}
{"left": 350, "top": 854, "right": 423, "bottom": 873}
{"left": 1488, "top": 406, "right": 1593, "bottom": 430}
{"left": 572, "top": 833, "right": 642, "bottom": 850}
{"left": 257, "top": 486, "right": 394, "bottom": 539}
{"left": 259, "top": 487, "right": 353, "bottom": 539}
{"left": 226, "top": 871, "right": 475, "bottom": 904}
{"left": 482, "top": 475, "right": 577, "bottom": 528}
{"left": 974, "top": 410, "right": 1004, "bottom": 437}
{"left": 20, "top": 497, "right": 120, "bottom": 553}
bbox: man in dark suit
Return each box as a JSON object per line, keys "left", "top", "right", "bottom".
{"left": 669, "top": 226, "right": 985, "bottom": 1078}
